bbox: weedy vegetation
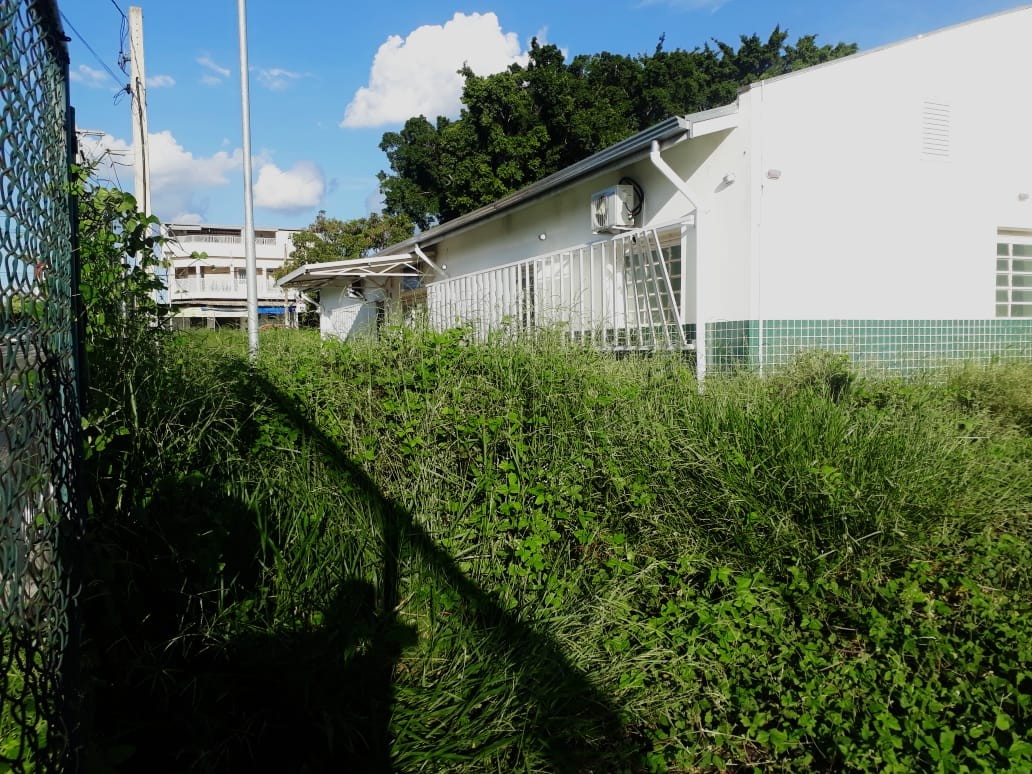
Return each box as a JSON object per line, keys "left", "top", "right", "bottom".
{"left": 77, "top": 307, "right": 1032, "bottom": 772}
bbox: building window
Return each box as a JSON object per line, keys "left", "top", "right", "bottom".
{"left": 996, "top": 230, "right": 1032, "bottom": 318}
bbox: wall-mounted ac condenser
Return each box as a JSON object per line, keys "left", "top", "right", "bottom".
{"left": 591, "top": 185, "right": 637, "bottom": 233}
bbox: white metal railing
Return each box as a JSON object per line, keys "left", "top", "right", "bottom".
{"left": 427, "top": 224, "right": 693, "bottom": 350}
{"left": 171, "top": 277, "right": 284, "bottom": 298}
{"left": 175, "top": 234, "right": 277, "bottom": 246}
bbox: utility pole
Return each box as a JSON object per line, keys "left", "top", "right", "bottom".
{"left": 128, "top": 7, "right": 150, "bottom": 218}
{"left": 237, "top": 0, "right": 259, "bottom": 359}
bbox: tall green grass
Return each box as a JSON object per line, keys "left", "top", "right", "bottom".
{"left": 83, "top": 326, "right": 1031, "bottom": 771}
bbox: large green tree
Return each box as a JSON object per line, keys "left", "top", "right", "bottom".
{"left": 378, "top": 29, "right": 857, "bottom": 228}
{"left": 275, "top": 210, "right": 414, "bottom": 279}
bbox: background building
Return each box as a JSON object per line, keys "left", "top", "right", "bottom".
{"left": 164, "top": 223, "right": 303, "bottom": 329}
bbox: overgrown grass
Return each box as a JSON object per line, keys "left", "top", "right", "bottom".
{"left": 82, "top": 326, "right": 1032, "bottom": 772}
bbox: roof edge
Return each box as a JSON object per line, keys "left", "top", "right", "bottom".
{"left": 374, "top": 104, "right": 738, "bottom": 257}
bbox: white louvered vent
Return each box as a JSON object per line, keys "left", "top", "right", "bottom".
{"left": 921, "top": 100, "right": 951, "bottom": 160}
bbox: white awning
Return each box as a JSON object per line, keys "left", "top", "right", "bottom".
{"left": 276, "top": 253, "right": 420, "bottom": 291}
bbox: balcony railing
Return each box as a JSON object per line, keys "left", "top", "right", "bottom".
{"left": 174, "top": 234, "right": 278, "bottom": 246}
{"left": 171, "top": 277, "right": 285, "bottom": 299}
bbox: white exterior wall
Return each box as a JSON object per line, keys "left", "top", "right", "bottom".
{"left": 427, "top": 120, "right": 752, "bottom": 329}
{"left": 320, "top": 286, "right": 378, "bottom": 339}
{"left": 750, "top": 8, "right": 1032, "bottom": 321}
{"left": 165, "top": 225, "right": 301, "bottom": 309}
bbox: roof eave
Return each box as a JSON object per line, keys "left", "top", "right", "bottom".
{"left": 373, "top": 104, "right": 739, "bottom": 257}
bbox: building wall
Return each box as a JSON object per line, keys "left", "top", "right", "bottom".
{"left": 343, "top": 8, "right": 1032, "bottom": 373}
{"left": 319, "top": 286, "right": 384, "bottom": 340}
{"left": 433, "top": 129, "right": 744, "bottom": 275}
{"left": 749, "top": 8, "right": 1032, "bottom": 322}
{"left": 164, "top": 225, "right": 302, "bottom": 318}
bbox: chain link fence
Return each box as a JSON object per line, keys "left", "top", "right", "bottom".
{"left": 1, "top": 0, "right": 82, "bottom": 770}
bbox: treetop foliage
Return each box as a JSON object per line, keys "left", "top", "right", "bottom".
{"left": 275, "top": 210, "right": 415, "bottom": 279}
{"left": 378, "top": 28, "right": 857, "bottom": 230}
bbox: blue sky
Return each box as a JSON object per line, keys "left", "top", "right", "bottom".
{"left": 64, "top": 0, "right": 1025, "bottom": 229}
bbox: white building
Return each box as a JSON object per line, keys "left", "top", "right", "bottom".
{"left": 281, "top": 6, "right": 1032, "bottom": 374}
{"left": 164, "top": 223, "right": 303, "bottom": 329}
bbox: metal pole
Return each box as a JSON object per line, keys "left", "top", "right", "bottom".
{"left": 237, "top": 0, "right": 258, "bottom": 358}
{"left": 128, "top": 7, "right": 150, "bottom": 218}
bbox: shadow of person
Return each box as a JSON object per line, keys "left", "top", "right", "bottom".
{"left": 186, "top": 577, "right": 417, "bottom": 773}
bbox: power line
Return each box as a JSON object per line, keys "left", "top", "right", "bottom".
{"left": 59, "top": 10, "right": 128, "bottom": 90}
{"left": 110, "top": 0, "right": 131, "bottom": 74}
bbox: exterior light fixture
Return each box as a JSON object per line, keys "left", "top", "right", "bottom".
{"left": 1019, "top": 192, "right": 1030, "bottom": 202}
{"left": 766, "top": 169, "right": 782, "bottom": 180}
{"left": 538, "top": 233, "right": 547, "bottom": 240}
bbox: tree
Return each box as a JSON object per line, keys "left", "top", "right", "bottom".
{"left": 275, "top": 210, "right": 414, "bottom": 279}
{"left": 377, "top": 29, "right": 858, "bottom": 228}
{"left": 74, "top": 164, "right": 168, "bottom": 355}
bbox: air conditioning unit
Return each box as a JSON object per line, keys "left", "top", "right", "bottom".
{"left": 591, "top": 185, "right": 637, "bottom": 233}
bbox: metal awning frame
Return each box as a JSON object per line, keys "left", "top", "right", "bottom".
{"left": 276, "top": 253, "right": 421, "bottom": 290}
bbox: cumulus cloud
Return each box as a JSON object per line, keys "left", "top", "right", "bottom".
{"left": 147, "top": 74, "right": 176, "bottom": 88}
{"left": 197, "top": 54, "right": 230, "bottom": 84}
{"left": 255, "top": 67, "right": 307, "bottom": 91}
{"left": 70, "top": 64, "right": 113, "bottom": 89}
{"left": 77, "top": 130, "right": 241, "bottom": 221}
{"left": 77, "top": 130, "right": 324, "bottom": 220}
{"left": 342, "top": 12, "right": 528, "bottom": 128}
{"left": 253, "top": 161, "right": 325, "bottom": 211}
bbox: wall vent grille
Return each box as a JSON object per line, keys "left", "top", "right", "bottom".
{"left": 921, "top": 100, "right": 951, "bottom": 160}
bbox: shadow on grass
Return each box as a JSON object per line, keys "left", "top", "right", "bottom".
{"left": 84, "top": 363, "right": 644, "bottom": 772}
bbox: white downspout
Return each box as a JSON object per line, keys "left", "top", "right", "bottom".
{"left": 649, "top": 139, "right": 708, "bottom": 379}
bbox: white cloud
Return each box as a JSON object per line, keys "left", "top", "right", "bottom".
{"left": 70, "top": 64, "right": 113, "bottom": 89}
{"left": 147, "top": 74, "right": 176, "bottom": 88}
{"left": 197, "top": 54, "right": 230, "bottom": 84}
{"left": 255, "top": 67, "right": 306, "bottom": 91}
{"left": 77, "top": 130, "right": 242, "bottom": 222}
{"left": 342, "top": 12, "right": 528, "bottom": 128}
{"left": 172, "top": 212, "right": 204, "bottom": 225}
{"left": 253, "top": 161, "right": 325, "bottom": 211}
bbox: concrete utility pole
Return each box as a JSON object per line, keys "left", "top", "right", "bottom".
{"left": 237, "top": 0, "right": 259, "bottom": 359}
{"left": 128, "top": 7, "right": 150, "bottom": 218}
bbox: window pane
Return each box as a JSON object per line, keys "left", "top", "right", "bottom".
{"left": 1013, "top": 259, "right": 1032, "bottom": 273}
{"left": 997, "top": 274, "right": 1009, "bottom": 287}
{"left": 996, "top": 304, "right": 1009, "bottom": 317}
{"left": 997, "top": 289, "right": 1009, "bottom": 302}
{"left": 998, "top": 258, "right": 1010, "bottom": 271}
{"left": 1012, "top": 274, "right": 1032, "bottom": 288}
{"left": 997, "top": 243, "right": 1010, "bottom": 256}
{"left": 1012, "top": 290, "right": 1032, "bottom": 303}
{"left": 1010, "top": 304, "right": 1032, "bottom": 317}
{"left": 1013, "top": 244, "right": 1032, "bottom": 257}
